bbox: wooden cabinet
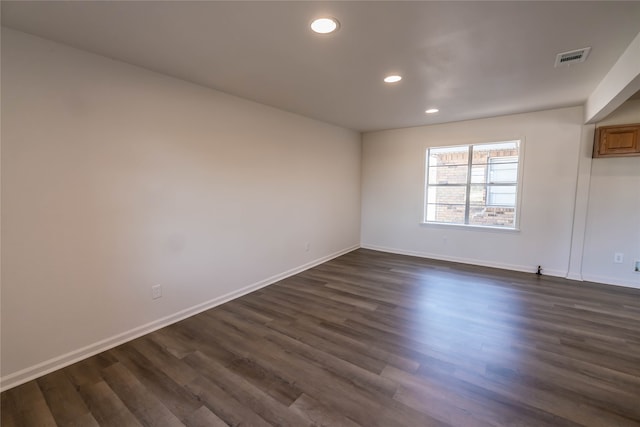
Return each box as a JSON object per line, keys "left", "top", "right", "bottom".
{"left": 593, "top": 123, "right": 640, "bottom": 158}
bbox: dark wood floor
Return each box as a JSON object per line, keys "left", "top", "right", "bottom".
{"left": 3, "top": 249, "right": 640, "bottom": 426}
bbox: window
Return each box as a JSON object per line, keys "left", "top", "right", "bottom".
{"left": 424, "top": 140, "right": 521, "bottom": 228}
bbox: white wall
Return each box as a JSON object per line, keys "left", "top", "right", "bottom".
{"left": 582, "top": 99, "right": 640, "bottom": 288}
{"left": 361, "top": 107, "right": 584, "bottom": 277}
{"left": 0, "top": 28, "right": 361, "bottom": 388}
{"left": 585, "top": 31, "right": 640, "bottom": 123}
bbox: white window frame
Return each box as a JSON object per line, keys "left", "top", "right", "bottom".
{"left": 422, "top": 140, "right": 524, "bottom": 230}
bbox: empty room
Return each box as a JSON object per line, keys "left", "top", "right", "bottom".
{"left": 1, "top": 1, "right": 640, "bottom": 426}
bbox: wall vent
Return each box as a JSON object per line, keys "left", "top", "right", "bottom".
{"left": 554, "top": 47, "right": 591, "bottom": 67}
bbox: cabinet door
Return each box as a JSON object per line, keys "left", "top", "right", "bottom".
{"left": 594, "top": 125, "right": 640, "bottom": 157}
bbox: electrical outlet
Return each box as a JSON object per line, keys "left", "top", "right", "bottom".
{"left": 614, "top": 253, "right": 624, "bottom": 264}
{"left": 305, "top": 242, "right": 310, "bottom": 252}
{"left": 152, "top": 284, "right": 162, "bottom": 299}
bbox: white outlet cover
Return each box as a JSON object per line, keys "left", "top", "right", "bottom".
{"left": 152, "top": 285, "right": 162, "bottom": 299}
{"left": 614, "top": 253, "right": 624, "bottom": 263}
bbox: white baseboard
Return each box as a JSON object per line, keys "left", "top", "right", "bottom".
{"left": 565, "top": 272, "right": 584, "bottom": 281}
{"left": 0, "top": 244, "right": 360, "bottom": 392}
{"left": 362, "top": 244, "right": 640, "bottom": 290}
{"left": 581, "top": 274, "right": 640, "bottom": 289}
{"left": 360, "top": 244, "right": 567, "bottom": 278}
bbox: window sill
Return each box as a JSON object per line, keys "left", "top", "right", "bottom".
{"left": 419, "top": 222, "right": 521, "bottom": 233}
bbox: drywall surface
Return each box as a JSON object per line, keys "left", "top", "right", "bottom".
{"left": 1, "top": 28, "right": 361, "bottom": 387}
{"left": 361, "top": 107, "right": 583, "bottom": 276}
{"left": 582, "top": 99, "right": 640, "bottom": 288}
{"left": 585, "top": 31, "right": 640, "bottom": 123}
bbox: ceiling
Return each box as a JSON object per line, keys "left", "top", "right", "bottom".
{"left": 2, "top": 1, "right": 640, "bottom": 132}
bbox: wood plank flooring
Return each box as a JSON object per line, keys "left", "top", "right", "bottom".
{"left": 3, "top": 248, "right": 640, "bottom": 426}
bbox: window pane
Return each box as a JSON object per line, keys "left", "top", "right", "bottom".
{"left": 488, "top": 157, "right": 518, "bottom": 184}
{"left": 427, "top": 185, "right": 466, "bottom": 205}
{"left": 470, "top": 165, "right": 486, "bottom": 184}
{"left": 426, "top": 204, "right": 465, "bottom": 224}
{"left": 472, "top": 142, "right": 520, "bottom": 166}
{"left": 428, "top": 164, "right": 468, "bottom": 185}
{"left": 468, "top": 206, "right": 516, "bottom": 228}
{"left": 428, "top": 146, "right": 469, "bottom": 166}
{"left": 487, "top": 185, "right": 516, "bottom": 206}
{"left": 469, "top": 184, "right": 487, "bottom": 206}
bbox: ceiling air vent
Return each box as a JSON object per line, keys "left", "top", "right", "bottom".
{"left": 554, "top": 47, "right": 591, "bottom": 67}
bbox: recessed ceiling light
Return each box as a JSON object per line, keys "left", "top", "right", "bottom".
{"left": 384, "top": 75, "right": 402, "bottom": 83}
{"left": 311, "top": 17, "right": 340, "bottom": 34}
{"left": 425, "top": 108, "right": 439, "bottom": 114}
